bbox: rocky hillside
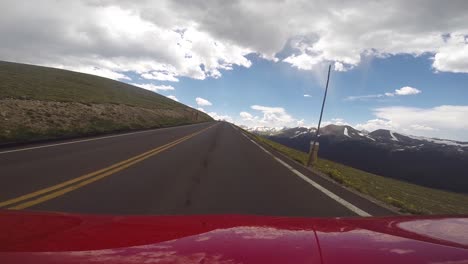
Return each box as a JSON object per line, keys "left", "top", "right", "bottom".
{"left": 248, "top": 124, "right": 468, "bottom": 193}
{"left": 0, "top": 61, "right": 212, "bottom": 145}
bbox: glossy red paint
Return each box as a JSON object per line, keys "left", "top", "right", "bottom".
{"left": 0, "top": 210, "right": 467, "bottom": 264}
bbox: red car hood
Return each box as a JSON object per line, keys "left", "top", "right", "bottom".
{"left": 0, "top": 211, "right": 467, "bottom": 264}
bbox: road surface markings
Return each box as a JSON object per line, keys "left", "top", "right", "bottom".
{"left": 0, "top": 124, "right": 216, "bottom": 210}
{"left": 0, "top": 123, "right": 206, "bottom": 155}
{"left": 238, "top": 128, "right": 371, "bottom": 217}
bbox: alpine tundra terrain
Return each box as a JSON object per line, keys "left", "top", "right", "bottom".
{"left": 0, "top": 61, "right": 212, "bottom": 145}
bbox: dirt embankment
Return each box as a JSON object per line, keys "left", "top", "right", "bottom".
{"left": 0, "top": 98, "right": 208, "bottom": 145}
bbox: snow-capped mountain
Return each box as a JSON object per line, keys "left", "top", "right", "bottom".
{"left": 242, "top": 126, "right": 287, "bottom": 136}
{"left": 248, "top": 124, "right": 468, "bottom": 150}
{"left": 248, "top": 124, "right": 468, "bottom": 193}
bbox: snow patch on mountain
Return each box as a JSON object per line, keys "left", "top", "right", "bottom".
{"left": 403, "top": 134, "right": 468, "bottom": 147}
{"left": 390, "top": 131, "right": 399, "bottom": 141}
{"left": 344, "top": 127, "right": 351, "bottom": 138}
{"left": 291, "top": 130, "right": 308, "bottom": 138}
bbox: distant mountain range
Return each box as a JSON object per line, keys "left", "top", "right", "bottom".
{"left": 245, "top": 124, "right": 468, "bottom": 193}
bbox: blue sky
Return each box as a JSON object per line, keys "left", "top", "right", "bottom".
{"left": 1, "top": 1, "right": 467, "bottom": 140}
{"left": 129, "top": 53, "right": 468, "bottom": 140}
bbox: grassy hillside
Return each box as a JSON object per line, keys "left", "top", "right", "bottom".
{"left": 246, "top": 131, "right": 468, "bottom": 215}
{"left": 0, "top": 61, "right": 212, "bottom": 144}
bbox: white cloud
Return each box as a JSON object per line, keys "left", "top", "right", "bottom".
{"left": 330, "top": 118, "right": 349, "bottom": 126}
{"left": 283, "top": 53, "right": 323, "bottom": 70}
{"left": 355, "top": 118, "right": 398, "bottom": 132}
{"left": 394, "top": 86, "right": 421, "bottom": 95}
{"left": 410, "top": 124, "right": 435, "bottom": 131}
{"left": 196, "top": 97, "right": 212, "bottom": 106}
{"left": 296, "top": 119, "right": 305, "bottom": 126}
{"left": 345, "top": 86, "right": 421, "bottom": 101}
{"left": 356, "top": 105, "right": 468, "bottom": 140}
{"left": 333, "top": 62, "right": 346, "bottom": 72}
{"left": 303, "top": 94, "right": 312, "bottom": 97}
{"left": 240, "top": 111, "right": 254, "bottom": 120}
{"left": 322, "top": 118, "right": 350, "bottom": 126}
{"left": 237, "top": 105, "right": 298, "bottom": 128}
{"left": 1, "top": 0, "right": 467, "bottom": 83}
{"left": 197, "top": 107, "right": 205, "bottom": 113}
{"left": 374, "top": 106, "right": 468, "bottom": 130}
{"left": 208, "top": 112, "right": 232, "bottom": 122}
{"left": 166, "top": 95, "right": 178, "bottom": 101}
{"left": 251, "top": 105, "right": 286, "bottom": 114}
{"left": 141, "top": 71, "right": 179, "bottom": 82}
{"left": 433, "top": 33, "right": 468, "bottom": 73}
{"left": 345, "top": 94, "right": 385, "bottom": 101}
{"left": 130, "top": 83, "right": 175, "bottom": 92}
{"left": 0, "top": 2, "right": 253, "bottom": 81}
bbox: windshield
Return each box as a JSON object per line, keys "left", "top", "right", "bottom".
{"left": 0, "top": 0, "right": 467, "bottom": 219}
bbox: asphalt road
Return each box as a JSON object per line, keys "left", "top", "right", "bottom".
{"left": 0, "top": 121, "right": 393, "bottom": 217}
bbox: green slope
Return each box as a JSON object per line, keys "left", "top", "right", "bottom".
{"left": 0, "top": 60, "right": 212, "bottom": 144}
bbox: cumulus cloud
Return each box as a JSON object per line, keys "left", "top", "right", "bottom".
{"left": 141, "top": 71, "right": 179, "bottom": 82}
{"left": 0, "top": 1, "right": 252, "bottom": 81}
{"left": 374, "top": 105, "right": 468, "bottom": 129}
{"left": 196, "top": 107, "right": 232, "bottom": 121}
{"left": 345, "top": 86, "right": 421, "bottom": 101}
{"left": 410, "top": 124, "right": 435, "bottom": 131}
{"left": 239, "top": 105, "right": 319, "bottom": 128}
{"left": 208, "top": 112, "right": 232, "bottom": 122}
{"left": 296, "top": 119, "right": 306, "bottom": 126}
{"left": 130, "top": 83, "right": 175, "bottom": 92}
{"left": 333, "top": 62, "right": 347, "bottom": 72}
{"left": 356, "top": 105, "right": 468, "bottom": 140}
{"left": 251, "top": 105, "right": 285, "bottom": 113}
{"left": 1, "top": 0, "right": 467, "bottom": 84}
{"left": 283, "top": 53, "right": 323, "bottom": 71}
{"left": 355, "top": 119, "right": 398, "bottom": 132}
{"left": 237, "top": 105, "right": 299, "bottom": 128}
{"left": 394, "top": 86, "right": 421, "bottom": 95}
{"left": 322, "top": 118, "right": 350, "bottom": 126}
{"left": 433, "top": 33, "right": 468, "bottom": 73}
{"left": 166, "top": 95, "right": 178, "bottom": 101}
{"left": 196, "top": 97, "right": 212, "bottom": 106}
{"left": 181, "top": 0, "right": 468, "bottom": 73}
{"left": 239, "top": 111, "right": 254, "bottom": 120}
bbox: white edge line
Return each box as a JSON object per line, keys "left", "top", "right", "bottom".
{"left": 239, "top": 130, "right": 371, "bottom": 217}
{"left": 0, "top": 123, "right": 204, "bottom": 155}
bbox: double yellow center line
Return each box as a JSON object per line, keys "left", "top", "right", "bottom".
{"left": 0, "top": 124, "right": 216, "bottom": 210}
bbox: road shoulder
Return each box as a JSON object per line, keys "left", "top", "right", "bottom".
{"left": 233, "top": 124, "right": 399, "bottom": 216}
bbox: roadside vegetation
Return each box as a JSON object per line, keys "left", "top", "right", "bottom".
{"left": 0, "top": 61, "right": 212, "bottom": 145}
{"left": 246, "top": 130, "right": 468, "bottom": 215}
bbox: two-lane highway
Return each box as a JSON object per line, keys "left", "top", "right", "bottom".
{"left": 0, "top": 122, "right": 393, "bottom": 216}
